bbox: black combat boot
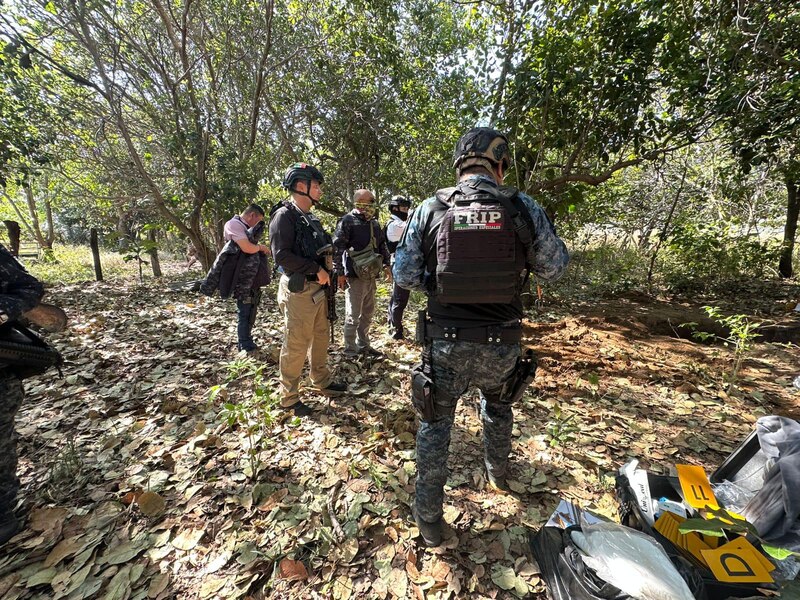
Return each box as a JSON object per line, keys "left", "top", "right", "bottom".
{"left": 0, "top": 512, "right": 20, "bottom": 546}
{"left": 485, "top": 460, "right": 510, "bottom": 492}
{"left": 412, "top": 504, "right": 443, "bottom": 547}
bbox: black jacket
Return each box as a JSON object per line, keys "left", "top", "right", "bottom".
{"left": 200, "top": 221, "right": 270, "bottom": 300}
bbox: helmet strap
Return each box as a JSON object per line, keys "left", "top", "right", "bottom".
{"left": 290, "top": 180, "right": 318, "bottom": 205}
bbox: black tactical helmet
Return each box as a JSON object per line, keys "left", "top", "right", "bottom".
{"left": 452, "top": 127, "right": 511, "bottom": 175}
{"left": 281, "top": 162, "right": 325, "bottom": 191}
{"left": 388, "top": 195, "right": 411, "bottom": 208}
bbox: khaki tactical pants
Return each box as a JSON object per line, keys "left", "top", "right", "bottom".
{"left": 277, "top": 275, "right": 332, "bottom": 406}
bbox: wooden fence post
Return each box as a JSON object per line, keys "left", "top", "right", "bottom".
{"left": 90, "top": 228, "right": 103, "bottom": 281}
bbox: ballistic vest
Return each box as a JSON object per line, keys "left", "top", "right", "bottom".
{"left": 269, "top": 201, "right": 332, "bottom": 267}
{"left": 422, "top": 179, "right": 533, "bottom": 326}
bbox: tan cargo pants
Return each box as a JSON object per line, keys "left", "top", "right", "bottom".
{"left": 277, "top": 274, "right": 333, "bottom": 407}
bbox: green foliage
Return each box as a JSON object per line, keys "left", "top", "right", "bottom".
{"left": 703, "top": 306, "right": 762, "bottom": 384}
{"left": 551, "top": 240, "right": 649, "bottom": 299}
{"left": 117, "top": 227, "right": 159, "bottom": 283}
{"left": 679, "top": 507, "right": 800, "bottom": 561}
{"left": 27, "top": 244, "right": 135, "bottom": 284}
{"left": 545, "top": 403, "right": 578, "bottom": 448}
{"left": 684, "top": 306, "right": 761, "bottom": 384}
{"left": 660, "top": 221, "right": 782, "bottom": 292}
{"left": 3, "top": 0, "right": 797, "bottom": 277}
{"left": 215, "top": 358, "right": 280, "bottom": 481}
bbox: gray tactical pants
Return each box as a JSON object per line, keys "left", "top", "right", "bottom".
{"left": 415, "top": 339, "right": 520, "bottom": 523}
{"left": 343, "top": 275, "right": 377, "bottom": 353}
{"left": 0, "top": 373, "right": 23, "bottom": 517}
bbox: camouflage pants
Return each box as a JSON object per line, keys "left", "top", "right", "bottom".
{"left": 0, "top": 373, "right": 23, "bottom": 516}
{"left": 415, "top": 339, "right": 520, "bottom": 523}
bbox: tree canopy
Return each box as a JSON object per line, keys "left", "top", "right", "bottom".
{"left": 0, "top": 0, "right": 797, "bottom": 275}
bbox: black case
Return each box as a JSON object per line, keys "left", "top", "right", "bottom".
{"left": 616, "top": 474, "right": 776, "bottom": 599}
{"left": 710, "top": 430, "right": 768, "bottom": 495}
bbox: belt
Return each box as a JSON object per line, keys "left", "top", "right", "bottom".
{"left": 282, "top": 272, "right": 319, "bottom": 282}
{"left": 426, "top": 322, "right": 522, "bottom": 344}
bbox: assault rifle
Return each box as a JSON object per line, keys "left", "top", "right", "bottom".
{"left": 316, "top": 244, "right": 338, "bottom": 344}
{"left": 1, "top": 303, "right": 66, "bottom": 379}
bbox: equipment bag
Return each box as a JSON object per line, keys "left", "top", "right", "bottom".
{"left": 530, "top": 526, "right": 707, "bottom": 600}
{"left": 349, "top": 222, "right": 383, "bottom": 279}
{"left": 615, "top": 473, "right": 776, "bottom": 598}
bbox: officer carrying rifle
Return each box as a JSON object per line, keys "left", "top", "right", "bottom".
{"left": 269, "top": 163, "right": 347, "bottom": 417}
{"left": 393, "top": 128, "right": 569, "bottom": 547}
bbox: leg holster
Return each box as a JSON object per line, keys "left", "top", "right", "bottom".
{"left": 499, "top": 348, "right": 538, "bottom": 404}
{"left": 411, "top": 361, "right": 436, "bottom": 422}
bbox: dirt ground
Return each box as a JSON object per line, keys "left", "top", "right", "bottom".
{"left": 1, "top": 272, "right": 798, "bottom": 599}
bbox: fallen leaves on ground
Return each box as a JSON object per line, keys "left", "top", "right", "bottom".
{"left": 2, "top": 264, "right": 798, "bottom": 599}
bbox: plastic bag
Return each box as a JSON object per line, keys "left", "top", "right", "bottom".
{"left": 529, "top": 525, "right": 706, "bottom": 600}
{"left": 711, "top": 480, "right": 756, "bottom": 515}
{"left": 572, "top": 518, "right": 696, "bottom": 600}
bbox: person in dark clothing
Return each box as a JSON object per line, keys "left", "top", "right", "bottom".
{"left": 224, "top": 204, "right": 270, "bottom": 352}
{"left": 333, "top": 189, "right": 391, "bottom": 357}
{"left": 269, "top": 163, "right": 346, "bottom": 416}
{"left": 393, "top": 128, "right": 569, "bottom": 546}
{"left": 201, "top": 204, "right": 271, "bottom": 352}
{"left": 384, "top": 195, "right": 412, "bottom": 340}
{"left": 0, "top": 245, "right": 45, "bottom": 545}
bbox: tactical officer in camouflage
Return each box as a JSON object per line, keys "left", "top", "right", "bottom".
{"left": 393, "top": 128, "right": 569, "bottom": 546}
{"left": 0, "top": 245, "right": 45, "bottom": 545}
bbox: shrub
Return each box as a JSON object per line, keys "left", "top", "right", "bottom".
{"left": 659, "top": 222, "right": 782, "bottom": 293}
{"left": 26, "top": 244, "right": 139, "bottom": 284}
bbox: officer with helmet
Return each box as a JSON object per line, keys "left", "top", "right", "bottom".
{"left": 269, "top": 163, "right": 347, "bottom": 416}
{"left": 393, "top": 128, "right": 569, "bottom": 546}
{"left": 384, "top": 195, "right": 413, "bottom": 339}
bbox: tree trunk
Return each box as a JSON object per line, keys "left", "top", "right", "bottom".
{"left": 90, "top": 228, "right": 103, "bottom": 281}
{"left": 41, "top": 195, "right": 56, "bottom": 262}
{"left": 116, "top": 205, "right": 132, "bottom": 251}
{"left": 147, "top": 229, "right": 162, "bottom": 278}
{"left": 648, "top": 164, "right": 688, "bottom": 289}
{"left": 3, "top": 220, "right": 21, "bottom": 256}
{"left": 778, "top": 177, "right": 798, "bottom": 279}
{"left": 24, "top": 181, "right": 47, "bottom": 249}
{"left": 44, "top": 195, "right": 55, "bottom": 247}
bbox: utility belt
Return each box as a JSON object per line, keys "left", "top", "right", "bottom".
{"left": 416, "top": 313, "right": 522, "bottom": 345}
{"left": 411, "top": 311, "right": 535, "bottom": 422}
{"left": 284, "top": 271, "right": 322, "bottom": 293}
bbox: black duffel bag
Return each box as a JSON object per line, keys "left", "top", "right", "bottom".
{"left": 529, "top": 525, "right": 707, "bottom": 600}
